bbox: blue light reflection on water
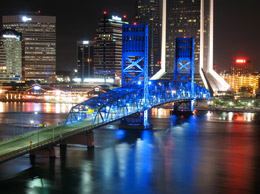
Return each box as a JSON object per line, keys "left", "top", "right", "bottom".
{"left": 167, "top": 115, "right": 201, "bottom": 193}
{"left": 115, "top": 129, "right": 126, "bottom": 139}
{"left": 0, "top": 104, "right": 260, "bottom": 193}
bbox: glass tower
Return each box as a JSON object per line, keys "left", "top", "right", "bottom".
{"left": 2, "top": 14, "right": 56, "bottom": 82}
{"left": 166, "top": 0, "right": 212, "bottom": 86}
{"left": 0, "top": 29, "right": 22, "bottom": 82}
{"left": 136, "top": 0, "right": 162, "bottom": 77}
{"left": 77, "top": 40, "right": 95, "bottom": 82}
{"left": 94, "top": 13, "right": 128, "bottom": 82}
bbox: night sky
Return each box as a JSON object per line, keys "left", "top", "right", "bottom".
{"left": 0, "top": 0, "right": 259, "bottom": 72}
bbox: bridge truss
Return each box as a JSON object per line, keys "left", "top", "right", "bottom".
{"left": 65, "top": 81, "right": 209, "bottom": 126}
{"left": 66, "top": 29, "right": 210, "bottom": 128}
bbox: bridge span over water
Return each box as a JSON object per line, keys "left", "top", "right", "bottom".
{"left": 0, "top": 80, "right": 209, "bottom": 164}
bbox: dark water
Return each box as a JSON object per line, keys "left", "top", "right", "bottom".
{"left": 0, "top": 102, "right": 260, "bottom": 194}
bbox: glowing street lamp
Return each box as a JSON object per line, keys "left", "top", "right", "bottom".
{"left": 30, "top": 120, "right": 34, "bottom": 132}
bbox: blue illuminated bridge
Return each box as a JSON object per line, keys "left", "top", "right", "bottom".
{"left": 0, "top": 25, "right": 210, "bottom": 164}
{"left": 66, "top": 80, "right": 209, "bottom": 126}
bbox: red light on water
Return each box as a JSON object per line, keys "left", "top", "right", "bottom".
{"left": 236, "top": 59, "right": 246, "bottom": 64}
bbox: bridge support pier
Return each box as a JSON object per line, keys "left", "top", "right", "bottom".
{"left": 29, "top": 147, "right": 56, "bottom": 166}
{"left": 60, "top": 131, "right": 94, "bottom": 148}
{"left": 171, "top": 100, "right": 195, "bottom": 115}
{"left": 119, "top": 112, "right": 153, "bottom": 130}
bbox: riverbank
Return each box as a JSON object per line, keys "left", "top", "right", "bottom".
{"left": 196, "top": 107, "right": 260, "bottom": 113}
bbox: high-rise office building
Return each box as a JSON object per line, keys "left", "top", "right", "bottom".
{"left": 94, "top": 12, "right": 128, "bottom": 82}
{"left": 148, "top": 0, "right": 229, "bottom": 93}
{"left": 230, "top": 58, "right": 253, "bottom": 75}
{"left": 136, "top": 0, "right": 162, "bottom": 77}
{"left": 0, "top": 29, "right": 22, "bottom": 82}
{"left": 166, "top": 0, "right": 202, "bottom": 74}
{"left": 2, "top": 14, "right": 56, "bottom": 82}
{"left": 77, "top": 40, "right": 95, "bottom": 82}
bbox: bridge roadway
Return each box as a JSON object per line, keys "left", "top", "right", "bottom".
{"left": 0, "top": 112, "right": 130, "bottom": 164}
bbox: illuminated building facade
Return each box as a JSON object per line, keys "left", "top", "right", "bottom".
{"left": 0, "top": 29, "right": 22, "bottom": 82}
{"left": 94, "top": 11, "right": 128, "bottom": 82}
{"left": 150, "top": 0, "right": 229, "bottom": 93}
{"left": 2, "top": 14, "right": 56, "bottom": 82}
{"left": 165, "top": 0, "right": 201, "bottom": 74}
{"left": 221, "top": 74, "right": 260, "bottom": 95}
{"left": 136, "top": 0, "right": 162, "bottom": 76}
{"left": 94, "top": 13, "right": 128, "bottom": 82}
{"left": 230, "top": 58, "right": 253, "bottom": 75}
{"left": 77, "top": 40, "right": 95, "bottom": 82}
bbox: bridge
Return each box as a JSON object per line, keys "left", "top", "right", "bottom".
{"left": 0, "top": 25, "right": 210, "bottom": 164}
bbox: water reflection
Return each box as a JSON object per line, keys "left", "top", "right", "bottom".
{"left": 151, "top": 108, "right": 170, "bottom": 118}
{"left": 0, "top": 105, "right": 260, "bottom": 193}
{"left": 205, "top": 111, "right": 256, "bottom": 122}
{"left": 0, "top": 101, "right": 73, "bottom": 113}
{"left": 0, "top": 102, "right": 74, "bottom": 138}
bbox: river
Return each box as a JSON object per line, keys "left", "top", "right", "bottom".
{"left": 0, "top": 102, "right": 260, "bottom": 194}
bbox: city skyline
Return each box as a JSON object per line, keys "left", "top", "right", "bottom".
{"left": 0, "top": 0, "right": 259, "bottom": 72}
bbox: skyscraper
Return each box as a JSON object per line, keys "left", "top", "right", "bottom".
{"left": 94, "top": 12, "right": 128, "bottom": 83}
{"left": 2, "top": 14, "right": 56, "bottom": 82}
{"left": 136, "top": 0, "right": 162, "bottom": 77}
{"left": 0, "top": 29, "right": 22, "bottom": 82}
{"left": 230, "top": 58, "right": 253, "bottom": 76}
{"left": 77, "top": 40, "right": 95, "bottom": 82}
{"left": 149, "top": 0, "right": 229, "bottom": 92}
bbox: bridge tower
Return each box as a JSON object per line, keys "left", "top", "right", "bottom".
{"left": 173, "top": 37, "right": 195, "bottom": 114}
{"left": 120, "top": 24, "right": 151, "bottom": 129}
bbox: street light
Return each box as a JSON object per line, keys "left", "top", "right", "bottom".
{"left": 30, "top": 120, "right": 34, "bottom": 132}
{"left": 38, "top": 124, "right": 39, "bottom": 143}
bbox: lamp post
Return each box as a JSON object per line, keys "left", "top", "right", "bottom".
{"left": 13, "top": 124, "right": 15, "bottom": 137}
{"left": 30, "top": 120, "right": 34, "bottom": 132}
{"left": 37, "top": 124, "right": 39, "bottom": 143}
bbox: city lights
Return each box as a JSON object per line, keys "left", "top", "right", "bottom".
{"left": 236, "top": 59, "right": 246, "bottom": 64}
{"left": 112, "top": 15, "right": 122, "bottom": 21}
{"left": 83, "top": 40, "right": 89, "bottom": 44}
{"left": 2, "top": 34, "right": 19, "bottom": 39}
{"left": 33, "top": 85, "right": 41, "bottom": 90}
{"left": 21, "top": 16, "right": 32, "bottom": 22}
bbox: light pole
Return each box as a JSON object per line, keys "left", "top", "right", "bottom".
{"left": 52, "top": 127, "right": 54, "bottom": 142}
{"left": 21, "top": 113, "right": 23, "bottom": 135}
{"left": 13, "top": 124, "right": 15, "bottom": 137}
{"left": 38, "top": 124, "right": 39, "bottom": 143}
{"left": 30, "top": 120, "right": 34, "bottom": 132}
